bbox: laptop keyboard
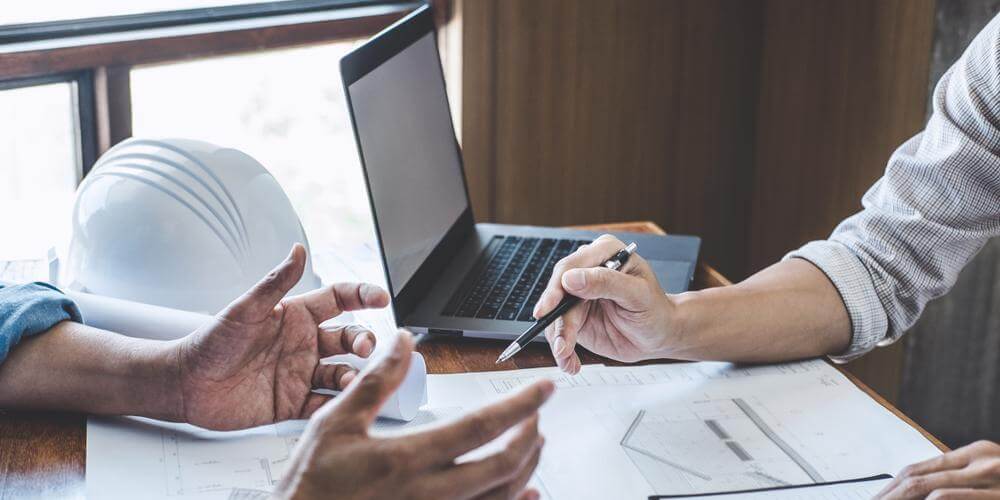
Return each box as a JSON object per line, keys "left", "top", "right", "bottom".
{"left": 441, "top": 236, "right": 591, "bottom": 321}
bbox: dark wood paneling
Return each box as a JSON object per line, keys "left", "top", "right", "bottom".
{"left": 458, "top": 0, "right": 936, "bottom": 402}
{"left": 483, "top": 0, "right": 762, "bottom": 279}
{"left": 456, "top": 0, "right": 498, "bottom": 221}
{"left": 900, "top": 0, "right": 1000, "bottom": 449}
{"left": 750, "top": 0, "right": 936, "bottom": 402}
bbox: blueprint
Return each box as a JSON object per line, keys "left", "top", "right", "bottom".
{"left": 87, "top": 360, "right": 940, "bottom": 499}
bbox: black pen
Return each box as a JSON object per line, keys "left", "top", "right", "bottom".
{"left": 495, "top": 242, "right": 638, "bottom": 364}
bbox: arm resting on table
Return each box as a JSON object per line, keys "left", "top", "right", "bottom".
{"left": 0, "top": 320, "right": 181, "bottom": 420}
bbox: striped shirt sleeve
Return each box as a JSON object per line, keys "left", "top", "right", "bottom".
{"left": 786, "top": 13, "right": 1000, "bottom": 362}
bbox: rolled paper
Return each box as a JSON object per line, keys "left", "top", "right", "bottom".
{"left": 66, "top": 290, "right": 210, "bottom": 340}
{"left": 324, "top": 352, "right": 428, "bottom": 422}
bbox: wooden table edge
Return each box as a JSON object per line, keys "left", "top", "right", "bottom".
{"left": 573, "top": 221, "right": 949, "bottom": 453}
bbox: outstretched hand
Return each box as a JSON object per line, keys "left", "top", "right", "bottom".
{"left": 176, "top": 244, "right": 390, "bottom": 430}
{"left": 275, "top": 331, "right": 552, "bottom": 500}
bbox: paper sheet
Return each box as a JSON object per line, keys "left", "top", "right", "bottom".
{"left": 86, "top": 360, "right": 940, "bottom": 500}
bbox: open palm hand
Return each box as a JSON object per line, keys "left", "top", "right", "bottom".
{"left": 176, "top": 244, "right": 390, "bottom": 430}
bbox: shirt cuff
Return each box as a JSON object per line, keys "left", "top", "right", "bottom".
{"left": 783, "top": 241, "right": 890, "bottom": 363}
{"left": 0, "top": 282, "right": 83, "bottom": 363}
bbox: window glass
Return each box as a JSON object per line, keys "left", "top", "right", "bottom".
{"left": 131, "top": 41, "right": 376, "bottom": 262}
{"left": 0, "top": 82, "right": 79, "bottom": 260}
{"left": 2, "top": 1, "right": 287, "bottom": 26}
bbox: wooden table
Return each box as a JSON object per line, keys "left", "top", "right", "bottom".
{"left": 0, "top": 221, "right": 947, "bottom": 499}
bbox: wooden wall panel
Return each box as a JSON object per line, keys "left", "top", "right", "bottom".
{"left": 750, "top": 0, "right": 935, "bottom": 402}
{"left": 486, "top": 0, "right": 763, "bottom": 278}
{"left": 454, "top": 0, "right": 937, "bottom": 402}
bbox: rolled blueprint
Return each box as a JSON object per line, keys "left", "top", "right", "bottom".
{"left": 323, "top": 352, "right": 428, "bottom": 422}
{"left": 66, "top": 290, "right": 210, "bottom": 340}
{"left": 66, "top": 290, "right": 428, "bottom": 422}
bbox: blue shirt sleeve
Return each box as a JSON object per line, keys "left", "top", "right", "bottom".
{"left": 0, "top": 282, "right": 82, "bottom": 363}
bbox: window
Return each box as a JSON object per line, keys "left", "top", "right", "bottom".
{"left": 0, "top": 81, "right": 80, "bottom": 260}
{"left": 0, "top": 2, "right": 416, "bottom": 272}
{"left": 131, "top": 41, "right": 376, "bottom": 252}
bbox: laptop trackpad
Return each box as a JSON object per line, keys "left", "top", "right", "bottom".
{"left": 647, "top": 259, "right": 694, "bottom": 294}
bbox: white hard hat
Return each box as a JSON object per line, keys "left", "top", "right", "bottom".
{"left": 65, "top": 138, "right": 321, "bottom": 314}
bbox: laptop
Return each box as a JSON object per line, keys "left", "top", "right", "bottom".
{"left": 340, "top": 5, "right": 700, "bottom": 341}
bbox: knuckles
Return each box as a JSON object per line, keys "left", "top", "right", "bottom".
{"left": 979, "top": 457, "right": 1000, "bottom": 478}
{"left": 897, "top": 477, "right": 931, "bottom": 497}
{"left": 971, "top": 439, "right": 1000, "bottom": 455}
{"left": 898, "top": 463, "right": 919, "bottom": 479}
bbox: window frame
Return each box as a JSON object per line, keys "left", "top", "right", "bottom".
{"left": 0, "top": 0, "right": 428, "bottom": 173}
{"left": 0, "top": 72, "right": 95, "bottom": 179}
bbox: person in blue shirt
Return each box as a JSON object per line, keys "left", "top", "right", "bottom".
{"left": 0, "top": 244, "right": 550, "bottom": 500}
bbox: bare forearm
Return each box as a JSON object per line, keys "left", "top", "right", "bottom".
{"left": 0, "top": 321, "right": 182, "bottom": 420}
{"left": 665, "top": 258, "right": 851, "bottom": 362}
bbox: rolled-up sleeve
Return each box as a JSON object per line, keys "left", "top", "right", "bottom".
{"left": 785, "top": 14, "right": 1000, "bottom": 362}
{"left": 0, "top": 283, "right": 82, "bottom": 363}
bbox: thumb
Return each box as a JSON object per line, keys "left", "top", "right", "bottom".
{"left": 322, "top": 330, "right": 415, "bottom": 433}
{"left": 561, "top": 267, "right": 649, "bottom": 311}
{"left": 223, "top": 244, "right": 306, "bottom": 322}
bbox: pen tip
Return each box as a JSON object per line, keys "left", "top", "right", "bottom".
{"left": 496, "top": 343, "right": 518, "bottom": 364}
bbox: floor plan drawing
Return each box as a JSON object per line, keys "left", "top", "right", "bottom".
{"left": 619, "top": 398, "right": 824, "bottom": 494}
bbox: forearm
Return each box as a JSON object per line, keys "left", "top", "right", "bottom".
{"left": 665, "top": 258, "right": 851, "bottom": 363}
{"left": 0, "top": 321, "right": 183, "bottom": 420}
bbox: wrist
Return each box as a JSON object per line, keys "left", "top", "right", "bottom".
{"left": 105, "top": 333, "right": 185, "bottom": 421}
{"left": 653, "top": 291, "right": 695, "bottom": 359}
{"left": 147, "top": 339, "right": 185, "bottom": 422}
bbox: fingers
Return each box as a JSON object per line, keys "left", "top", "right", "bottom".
{"left": 315, "top": 330, "right": 414, "bottom": 433}
{"left": 534, "top": 235, "right": 625, "bottom": 318}
{"left": 416, "top": 416, "right": 543, "bottom": 500}
{"left": 223, "top": 244, "right": 306, "bottom": 322}
{"left": 878, "top": 441, "right": 1000, "bottom": 500}
{"left": 544, "top": 311, "right": 583, "bottom": 375}
{"left": 319, "top": 323, "right": 378, "bottom": 358}
{"left": 300, "top": 393, "right": 332, "bottom": 418}
{"left": 561, "top": 266, "right": 650, "bottom": 311}
{"left": 879, "top": 441, "right": 1000, "bottom": 499}
{"left": 926, "top": 489, "right": 1000, "bottom": 499}
{"left": 405, "top": 379, "right": 555, "bottom": 465}
{"left": 312, "top": 363, "right": 360, "bottom": 391}
{"left": 879, "top": 470, "right": 974, "bottom": 500}
{"left": 474, "top": 435, "right": 544, "bottom": 500}
{"left": 298, "top": 282, "right": 390, "bottom": 324}
{"left": 515, "top": 490, "right": 542, "bottom": 500}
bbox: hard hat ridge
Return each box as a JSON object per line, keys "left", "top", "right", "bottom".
{"left": 86, "top": 139, "right": 251, "bottom": 264}
{"left": 66, "top": 138, "right": 322, "bottom": 314}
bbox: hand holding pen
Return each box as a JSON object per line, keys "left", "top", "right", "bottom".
{"left": 497, "top": 239, "right": 640, "bottom": 364}
{"left": 513, "top": 234, "right": 677, "bottom": 374}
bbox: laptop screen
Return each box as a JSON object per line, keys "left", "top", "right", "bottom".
{"left": 346, "top": 32, "right": 469, "bottom": 294}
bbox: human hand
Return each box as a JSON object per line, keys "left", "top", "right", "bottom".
{"left": 533, "top": 234, "right": 676, "bottom": 373}
{"left": 275, "top": 331, "right": 553, "bottom": 500}
{"left": 875, "top": 440, "right": 1000, "bottom": 499}
{"left": 175, "top": 243, "right": 391, "bottom": 430}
